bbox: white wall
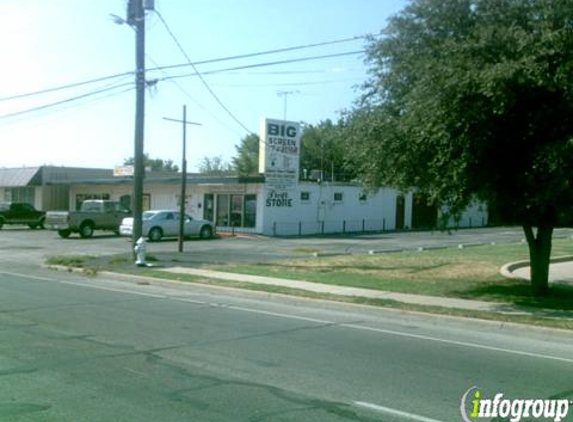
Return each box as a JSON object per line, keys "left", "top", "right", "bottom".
{"left": 262, "top": 183, "right": 400, "bottom": 236}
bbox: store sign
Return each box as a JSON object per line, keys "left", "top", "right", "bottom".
{"left": 259, "top": 118, "right": 301, "bottom": 191}
{"left": 113, "top": 165, "right": 134, "bottom": 177}
{"left": 265, "top": 190, "right": 293, "bottom": 207}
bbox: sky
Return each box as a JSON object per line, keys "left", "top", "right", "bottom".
{"left": 0, "top": 0, "right": 407, "bottom": 172}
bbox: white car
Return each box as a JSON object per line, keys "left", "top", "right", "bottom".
{"left": 120, "top": 210, "right": 214, "bottom": 242}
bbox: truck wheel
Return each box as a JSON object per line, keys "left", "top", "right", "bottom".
{"left": 58, "top": 229, "right": 71, "bottom": 238}
{"left": 148, "top": 227, "right": 163, "bottom": 242}
{"left": 199, "top": 225, "right": 212, "bottom": 239}
{"left": 79, "top": 222, "right": 94, "bottom": 239}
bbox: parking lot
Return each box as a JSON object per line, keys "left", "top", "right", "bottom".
{"left": 1, "top": 225, "right": 573, "bottom": 270}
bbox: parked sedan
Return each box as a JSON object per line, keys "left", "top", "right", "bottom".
{"left": 120, "top": 210, "right": 214, "bottom": 242}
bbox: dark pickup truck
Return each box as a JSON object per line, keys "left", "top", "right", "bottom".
{"left": 0, "top": 202, "right": 46, "bottom": 229}
{"left": 45, "top": 200, "right": 131, "bottom": 238}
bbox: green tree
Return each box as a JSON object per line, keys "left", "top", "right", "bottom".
{"left": 300, "top": 119, "right": 355, "bottom": 182}
{"left": 348, "top": 0, "right": 573, "bottom": 294}
{"left": 124, "top": 154, "right": 179, "bottom": 172}
{"left": 198, "top": 156, "right": 234, "bottom": 176}
{"left": 232, "top": 133, "right": 260, "bottom": 176}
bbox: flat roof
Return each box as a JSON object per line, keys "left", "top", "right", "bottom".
{"left": 45, "top": 174, "right": 266, "bottom": 186}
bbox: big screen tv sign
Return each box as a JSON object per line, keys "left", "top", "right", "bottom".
{"left": 259, "top": 118, "right": 301, "bottom": 191}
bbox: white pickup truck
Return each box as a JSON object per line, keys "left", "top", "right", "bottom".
{"left": 45, "top": 200, "right": 131, "bottom": 238}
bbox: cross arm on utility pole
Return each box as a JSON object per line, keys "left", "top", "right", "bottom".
{"left": 162, "top": 105, "right": 202, "bottom": 253}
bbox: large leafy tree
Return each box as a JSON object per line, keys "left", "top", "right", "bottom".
{"left": 348, "top": 0, "right": 573, "bottom": 294}
{"left": 232, "top": 133, "right": 260, "bottom": 176}
{"left": 300, "top": 119, "right": 355, "bottom": 182}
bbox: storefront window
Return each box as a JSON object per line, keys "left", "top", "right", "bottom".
{"left": 244, "top": 195, "right": 257, "bottom": 228}
{"left": 211, "top": 193, "right": 257, "bottom": 228}
{"left": 216, "top": 194, "right": 230, "bottom": 226}
{"left": 230, "top": 195, "right": 243, "bottom": 227}
{"left": 203, "top": 194, "right": 214, "bottom": 222}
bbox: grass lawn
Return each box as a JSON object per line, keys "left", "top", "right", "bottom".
{"left": 45, "top": 238, "right": 573, "bottom": 328}
{"left": 209, "top": 239, "right": 573, "bottom": 311}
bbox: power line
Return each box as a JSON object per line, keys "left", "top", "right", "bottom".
{"left": 146, "top": 53, "right": 244, "bottom": 137}
{"left": 161, "top": 51, "right": 365, "bottom": 82}
{"left": 0, "top": 49, "right": 364, "bottom": 125}
{"left": 0, "top": 34, "right": 370, "bottom": 103}
{"left": 0, "top": 82, "right": 134, "bottom": 122}
{"left": 0, "top": 72, "right": 133, "bottom": 103}
{"left": 0, "top": 85, "right": 135, "bottom": 128}
{"left": 208, "top": 77, "right": 364, "bottom": 88}
{"left": 148, "top": 34, "right": 371, "bottom": 75}
{"left": 155, "top": 9, "right": 252, "bottom": 134}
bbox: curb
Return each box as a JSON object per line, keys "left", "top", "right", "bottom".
{"left": 43, "top": 264, "right": 573, "bottom": 329}
{"left": 312, "top": 251, "right": 352, "bottom": 258}
{"left": 500, "top": 255, "right": 573, "bottom": 280}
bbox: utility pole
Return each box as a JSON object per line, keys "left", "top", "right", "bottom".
{"left": 129, "top": 0, "right": 146, "bottom": 257}
{"left": 163, "top": 106, "right": 202, "bottom": 253}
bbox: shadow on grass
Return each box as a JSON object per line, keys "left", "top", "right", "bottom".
{"left": 455, "top": 282, "right": 573, "bottom": 311}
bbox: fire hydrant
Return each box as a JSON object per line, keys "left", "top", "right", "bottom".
{"left": 134, "top": 237, "right": 147, "bottom": 267}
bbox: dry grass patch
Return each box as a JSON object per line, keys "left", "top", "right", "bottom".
{"left": 209, "top": 239, "right": 573, "bottom": 308}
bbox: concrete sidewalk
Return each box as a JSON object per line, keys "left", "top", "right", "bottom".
{"left": 160, "top": 267, "right": 573, "bottom": 319}
{"left": 511, "top": 260, "right": 573, "bottom": 284}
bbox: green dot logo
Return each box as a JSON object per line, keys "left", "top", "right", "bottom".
{"left": 460, "top": 386, "right": 480, "bottom": 422}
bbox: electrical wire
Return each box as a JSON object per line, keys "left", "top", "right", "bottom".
{"left": 0, "top": 82, "right": 134, "bottom": 122}
{"left": 0, "top": 34, "right": 370, "bottom": 103}
{"left": 154, "top": 9, "right": 252, "bottom": 134}
{"left": 148, "top": 34, "right": 371, "bottom": 75}
{"left": 208, "top": 77, "right": 364, "bottom": 88}
{"left": 0, "top": 72, "right": 134, "bottom": 103}
{"left": 145, "top": 53, "right": 244, "bottom": 137}
{"left": 0, "top": 48, "right": 363, "bottom": 127}
{"left": 0, "top": 48, "right": 364, "bottom": 126}
{"left": 0, "top": 85, "right": 135, "bottom": 128}
{"left": 160, "top": 51, "right": 365, "bottom": 82}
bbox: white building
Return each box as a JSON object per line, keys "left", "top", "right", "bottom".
{"left": 4, "top": 120, "right": 487, "bottom": 236}
{"left": 53, "top": 174, "right": 487, "bottom": 236}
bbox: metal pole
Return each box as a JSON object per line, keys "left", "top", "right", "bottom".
{"left": 277, "top": 90, "right": 299, "bottom": 122}
{"left": 132, "top": 0, "right": 145, "bottom": 258}
{"left": 178, "top": 105, "right": 187, "bottom": 253}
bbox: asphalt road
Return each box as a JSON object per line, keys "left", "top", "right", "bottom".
{"left": 0, "top": 268, "right": 572, "bottom": 421}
